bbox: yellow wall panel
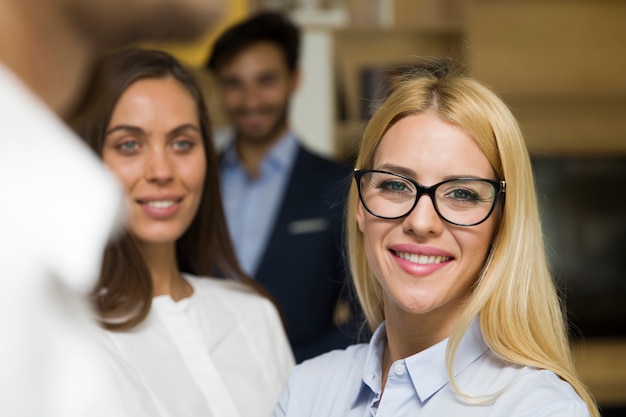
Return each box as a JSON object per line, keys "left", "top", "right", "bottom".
{"left": 139, "top": 0, "right": 249, "bottom": 67}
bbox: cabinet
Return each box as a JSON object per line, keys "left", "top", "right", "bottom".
{"left": 292, "top": 26, "right": 463, "bottom": 160}
{"left": 291, "top": 0, "right": 626, "bottom": 159}
{"left": 467, "top": 0, "right": 626, "bottom": 155}
{"left": 290, "top": 0, "right": 465, "bottom": 160}
{"left": 332, "top": 27, "right": 463, "bottom": 159}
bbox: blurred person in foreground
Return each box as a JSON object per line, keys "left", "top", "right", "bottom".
{"left": 0, "top": 0, "right": 224, "bottom": 416}
{"left": 207, "top": 11, "right": 359, "bottom": 363}
{"left": 272, "top": 61, "right": 599, "bottom": 416}
{"left": 72, "top": 47, "right": 294, "bottom": 417}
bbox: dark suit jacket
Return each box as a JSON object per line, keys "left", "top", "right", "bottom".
{"left": 254, "top": 144, "right": 360, "bottom": 363}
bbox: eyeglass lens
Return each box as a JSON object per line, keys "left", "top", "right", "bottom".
{"left": 357, "top": 171, "right": 499, "bottom": 226}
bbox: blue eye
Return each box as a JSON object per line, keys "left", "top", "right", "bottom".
{"left": 172, "top": 139, "right": 195, "bottom": 152}
{"left": 448, "top": 188, "right": 480, "bottom": 201}
{"left": 380, "top": 180, "right": 409, "bottom": 192}
{"left": 116, "top": 140, "right": 139, "bottom": 153}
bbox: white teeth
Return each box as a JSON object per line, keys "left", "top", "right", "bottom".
{"left": 396, "top": 252, "right": 450, "bottom": 264}
{"left": 146, "top": 200, "right": 175, "bottom": 209}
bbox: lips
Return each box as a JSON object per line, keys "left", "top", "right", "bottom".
{"left": 238, "top": 112, "right": 270, "bottom": 129}
{"left": 145, "top": 200, "right": 176, "bottom": 208}
{"left": 389, "top": 244, "right": 454, "bottom": 276}
{"left": 394, "top": 252, "right": 451, "bottom": 265}
{"left": 136, "top": 196, "right": 183, "bottom": 218}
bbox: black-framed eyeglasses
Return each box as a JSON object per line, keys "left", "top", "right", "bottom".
{"left": 354, "top": 169, "right": 506, "bottom": 227}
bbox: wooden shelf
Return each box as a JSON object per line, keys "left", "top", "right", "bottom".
{"left": 332, "top": 27, "right": 464, "bottom": 157}
{"left": 333, "top": 1, "right": 626, "bottom": 156}
{"left": 504, "top": 96, "right": 626, "bottom": 155}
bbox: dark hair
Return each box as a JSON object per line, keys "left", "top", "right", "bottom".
{"left": 73, "top": 47, "right": 265, "bottom": 330}
{"left": 207, "top": 11, "right": 300, "bottom": 72}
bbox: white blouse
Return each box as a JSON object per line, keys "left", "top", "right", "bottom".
{"left": 94, "top": 274, "right": 295, "bottom": 417}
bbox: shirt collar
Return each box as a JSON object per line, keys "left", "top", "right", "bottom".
{"left": 220, "top": 131, "right": 298, "bottom": 174}
{"left": 352, "top": 317, "right": 489, "bottom": 407}
{"left": 353, "top": 322, "right": 387, "bottom": 406}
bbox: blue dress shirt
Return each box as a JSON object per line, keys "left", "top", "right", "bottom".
{"left": 220, "top": 132, "right": 298, "bottom": 276}
{"left": 272, "top": 319, "right": 590, "bottom": 416}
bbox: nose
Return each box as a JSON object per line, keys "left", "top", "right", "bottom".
{"left": 241, "top": 85, "right": 263, "bottom": 111}
{"left": 145, "top": 148, "right": 174, "bottom": 184}
{"left": 402, "top": 194, "right": 444, "bottom": 236}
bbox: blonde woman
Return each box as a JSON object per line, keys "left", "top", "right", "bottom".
{"left": 272, "top": 61, "right": 599, "bottom": 416}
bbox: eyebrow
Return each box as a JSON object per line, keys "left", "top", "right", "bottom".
{"left": 256, "top": 70, "right": 280, "bottom": 81}
{"left": 105, "top": 125, "right": 144, "bottom": 137}
{"left": 376, "top": 164, "right": 417, "bottom": 178}
{"left": 105, "top": 123, "right": 201, "bottom": 138}
{"left": 221, "top": 68, "right": 281, "bottom": 85}
{"left": 375, "top": 163, "right": 490, "bottom": 182}
{"left": 168, "top": 124, "right": 201, "bottom": 138}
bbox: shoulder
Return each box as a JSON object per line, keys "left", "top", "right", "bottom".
{"left": 186, "top": 275, "right": 275, "bottom": 311}
{"left": 273, "top": 344, "right": 368, "bottom": 415}
{"left": 519, "top": 367, "right": 589, "bottom": 412}
{"left": 186, "top": 276, "right": 296, "bottom": 382}
{"left": 289, "top": 343, "right": 367, "bottom": 389}
{"left": 291, "top": 146, "right": 353, "bottom": 201}
{"left": 494, "top": 365, "right": 591, "bottom": 416}
{"left": 432, "top": 347, "right": 592, "bottom": 416}
{"left": 185, "top": 275, "right": 288, "bottom": 332}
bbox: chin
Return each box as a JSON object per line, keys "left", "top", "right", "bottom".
{"left": 131, "top": 229, "right": 185, "bottom": 246}
{"left": 387, "top": 292, "right": 439, "bottom": 315}
{"left": 401, "top": 302, "right": 439, "bottom": 316}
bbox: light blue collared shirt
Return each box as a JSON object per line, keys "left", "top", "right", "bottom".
{"left": 220, "top": 132, "right": 298, "bottom": 276}
{"left": 272, "top": 319, "right": 590, "bottom": 417}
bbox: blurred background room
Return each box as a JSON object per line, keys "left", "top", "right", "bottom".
{"left": 145, "top": 0, "right": 626, "bottom": 415}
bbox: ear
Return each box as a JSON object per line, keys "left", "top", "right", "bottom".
{"left": 356, "top": 199, "right": 366, "bottom": 233}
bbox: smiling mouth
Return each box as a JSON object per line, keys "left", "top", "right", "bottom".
{"left": 141, "top": 200, "right": 178, "bottom": 209}
{"left": 394, "top": 251, "right": 451, "bottom": 265}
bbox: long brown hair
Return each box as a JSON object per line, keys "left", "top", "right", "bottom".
{"left": 73, "top": 48, "right": 266, "bottom": 330}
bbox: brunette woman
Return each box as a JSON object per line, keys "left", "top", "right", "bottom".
{"left": 73, "top": 48, "right": 294, "bottom": 417}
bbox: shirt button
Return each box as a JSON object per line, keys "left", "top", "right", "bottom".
{"left": 394, "top": 364, "right": 406, "bottom": 376}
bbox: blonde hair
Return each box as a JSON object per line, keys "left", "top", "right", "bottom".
{"left": 346, "top": 63, "right": 599, "bottom": 416}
